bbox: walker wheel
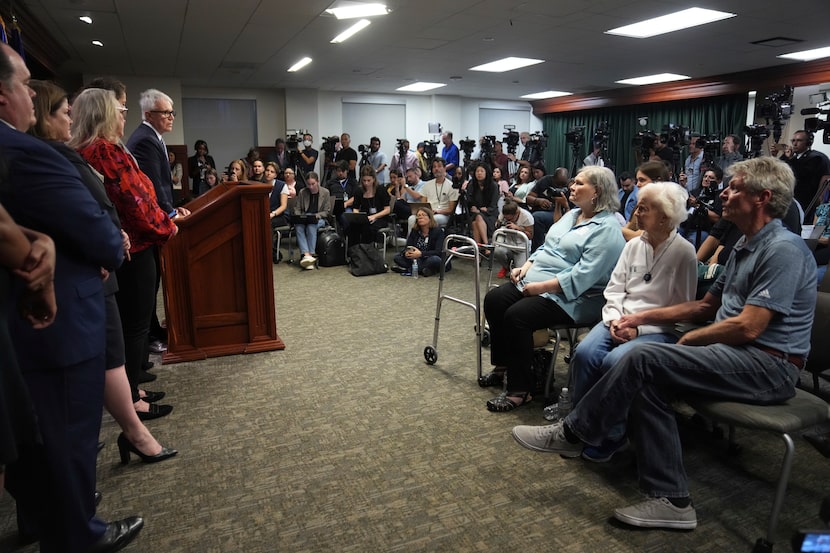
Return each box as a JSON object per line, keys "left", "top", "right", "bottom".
{"left": 424, "top": 346, "right": 437, "bottom": 365}
{"left": 481, "top": 329, "right": 490, "bottom": 347}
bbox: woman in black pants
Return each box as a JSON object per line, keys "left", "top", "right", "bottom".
{"left": 72, "top": 87, "right": 178, "bottom": 422}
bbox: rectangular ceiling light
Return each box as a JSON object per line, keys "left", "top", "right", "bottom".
{"left": 396, "top": 82, "right": 446, "bottom": 92}
{"left": 606, "top": 7, "right": 736, "bottom": 39}
{"left": 520, "top": 91, "right": 572, "bottom": 100}
{"left": 616, "top": 73, "right": 690, "bottom": 86}
{"left": 469, "top": 57, "right": 544, "bottom": 73}
{"left": 331, "top": 19, "right": 371, "bottom": 43}
{"left": 287, "top": 57, "right": 313, "bottom": 72}
{"left": 325, "top": 2, "right": 388, "bottom": 19}
{"left": 778, "top": 46, "right": 830, "bottom": 61}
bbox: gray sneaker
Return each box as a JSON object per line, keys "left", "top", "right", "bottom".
{"left": 511, "top": 421, "right": 582, "bottom": 456}
{"left": 613, "top": 497, "right": 697, "bottom": 530}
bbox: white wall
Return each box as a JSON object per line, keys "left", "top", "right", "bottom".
{"left": 782, "top": 83, "right": 830, "bottom": 159}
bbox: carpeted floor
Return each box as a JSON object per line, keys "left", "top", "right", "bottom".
{"left": 1, "top": 254, "right": 829, "bottom": 552}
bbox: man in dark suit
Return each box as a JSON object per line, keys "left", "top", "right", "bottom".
{"left": 126, "top": 89, "right": 190, "bottom": 362}
{"left": 0, "top": 43, "right": 143, "bottom": 552}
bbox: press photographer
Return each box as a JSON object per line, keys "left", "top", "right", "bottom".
{"left": 679, "top": 165, "right": 723, "bottom": 248}
{"left": 390, "top": 138, "right": 418, "bottom": 175}
{"left": 298, "top": 132, "right": 318, "bottom": 175}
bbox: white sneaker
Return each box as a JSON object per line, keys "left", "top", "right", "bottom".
{"left": 299, "top": 255, "right": 315, "bottom": 269}
{"left": 613, "top": 497, "right": 697, "bottom": 530}
{"left": 511, "top": 421, "right": 582, "bottom": 457}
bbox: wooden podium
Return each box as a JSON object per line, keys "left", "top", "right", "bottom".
{"left": 160, "top": 181, "right": 285, "bottom": 363}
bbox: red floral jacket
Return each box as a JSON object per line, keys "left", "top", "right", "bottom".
{"left": 79, "top": 139, "right": 177, "bottom": 253}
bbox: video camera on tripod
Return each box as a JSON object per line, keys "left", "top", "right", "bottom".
{"left": 802, "top": 102, "right": 830, "bottom": 145}
{"left": 320, "top": 136, "right": 339, "bottom": 152}
{"left": 503, "top": 125, "right": 520, "bottom": 155}
{"left": 527, "top": 131, "right": 548, "bottom": 159}
{"left": 285, "top": 131, "right": 302, "bottom": 169}
{"left": 357, "top": 144, "right": 371, "bottom": 167}
{"left": 757, "top": 85, "right": 794, "bottom": 144}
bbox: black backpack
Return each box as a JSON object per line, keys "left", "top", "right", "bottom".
{"left": 316, "top": 229, "right": 346, "bottom": 266}
{"left": 347, "top": 244, "right": 388, "bottom": 276}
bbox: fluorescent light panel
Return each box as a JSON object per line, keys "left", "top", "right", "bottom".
{"left": 79, "top": 16, "right": 93, "bottom": 24}
{"left": 325, "top": 2, "right": 388, "bottom": 19}
{"left": 778, "top": 46, "right": 830, "bottom": 61}
{"left": 521, "top": 91, "right": 572, "bottom": 100}
{"left": 396, "top": 82, "right": 446, "bottom": 92}
{"left": 469, "top": 57, "right": 544, "bottom": 73}
{"left": 288, "top": 57, "right": 313, "bottom": 72}
{"left": 616, "top": 73, "right": 690, "bottom": 86}
{"left": 606, "top": 7, "right": 736, "bottom": 39}
{"left": 331, "top": 19, "right": 371, "bottom": 43}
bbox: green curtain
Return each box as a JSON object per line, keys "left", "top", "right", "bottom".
{"left": 540, "top": 94, "right": 748, "bottom": 177}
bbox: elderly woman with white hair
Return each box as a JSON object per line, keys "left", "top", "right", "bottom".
{"left": 569, "top": 181, "right": 696, "bottom": 461}
{"left": 483, "top": 166, "right": 626, "bottom": 412}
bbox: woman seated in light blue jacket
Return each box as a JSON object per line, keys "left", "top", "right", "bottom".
{"left": 482, "top": 166, "right": 626, "bottom": 412}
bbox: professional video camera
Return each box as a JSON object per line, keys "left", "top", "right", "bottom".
{"left": 699, "top": 134, "right": 722, "bottom": 164}
{"left": 756, "top": 85, "right": 794, "bottom": 143}
{"left": 527, "top": 131, "right": 548, "bottom": 153}
{"left": 320, "top": 136, "right": 339, "bottom": 151}
{"left": 802, "top": 103, "right": 830, "bottom": 145}
{"left": 459, "top": 137, "right": 476, "bottom": 157}
{"left": 592, "top": 121, "right": 610, "bottom": 145}
{"left": 422, "top": 139, "right": 439, "bottom": 178}
{"left": 662, "top": 123, "right": 690, "bottom": 149}
{"left": 285, "top": 132, "right": 300, "bottom": 152}
{"left": 503, "top": 126, "right": 520, "bottom": 155}
{"left": 744, "top": 124, "right": 771, "bottom": 157}
{"left": 396, "top": 138, "right": 407, "bottom": 158}
{"left": 566, "top": 126, "right": 585, "bottom": 147}
{"left": 631, "top": 129, "right": 657, "bottom": 162}
{"left": 357, "top": 144, "right": 371, "bottom": 167}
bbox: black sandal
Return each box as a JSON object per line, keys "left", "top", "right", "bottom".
{"left": 478, "top": 369, "right": 505, "bottom": 388}
{"left": 486, "top": 391, "right": 532, "bottom": 412}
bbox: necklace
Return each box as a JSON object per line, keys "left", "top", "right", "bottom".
{"left": 643, "top": 233, "right": 677, "bottom": 282}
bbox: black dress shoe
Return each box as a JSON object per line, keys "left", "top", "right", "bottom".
{"left": 117, "top": 433, "right": 178, "bottom": 464}
{"left": 139, "top": 390, "right": 165, "bottom": 403}
{"left": 87, "top": 516, "right": 144, "bottom": 553}
{"left": 95, "top": 490, "right": 102, "bottom": 507}
{"left": 143, "top": 361, "right": 155, "bottom": 371}
{"left": 136, "top": 403, "right": 173, "bottom": 421}
{"left": 137, "top": 370, "right": 157, "bottom": 383}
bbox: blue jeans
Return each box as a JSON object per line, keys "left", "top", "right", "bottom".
{"left": 532, "top": 210, "right": 553, "bottom": 250}
{"left": 565, "top": 342, "right": 799, "bottom": 498}
{"left": 570, "top": 323, "right": 677, "bottom": 444}
{"left": 393, "top": 253, "right": 444, "bottom": 274}
{"left": 296, "top": 219, "right": 326, "bottom": 255}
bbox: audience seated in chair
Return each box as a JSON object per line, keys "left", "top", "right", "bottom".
{"left": 481, "top": 166, "right": 625, "bottom": 411}
{"left": 293, "top": 171, "right": 331, "bottom": 270}
{"left": 392, "top": 207, "right": 447, "bottom": 277}
{"left": 462, "top": 162, "right": 500, "bottom": 246}
{"left": 407, "top": 157, "right": 458, "bottom": 233}
{"left": 621, "top": 160, "right": 671, "bottom": 242}
{"left": 511, "top": 157, "right": 816, "bottom": 532}
{"left": 568, "top": 182, "right": 697, "bottom": 462}
{"left": 347, "top": 165, "right": 391, "bottom": 247}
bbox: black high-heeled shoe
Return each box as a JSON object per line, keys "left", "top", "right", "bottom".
{"left": 136, "top": 402, "right": 173, "bottom": 421}
{"left": 117, "top": 433, "right": 178, "bottom": 465}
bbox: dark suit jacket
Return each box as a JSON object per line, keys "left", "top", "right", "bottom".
{"left": 126, "top": 122, "right": 175, "bottom": 213}
{"left": 49, "top": 141, "right": 122, "bottom": 296}
{"left": 0, "top": 125, "right": 124, "bottom": 373}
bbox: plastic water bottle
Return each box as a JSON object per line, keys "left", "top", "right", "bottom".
{"left": 558, "top": 387, "right": 573, "bottom": 419}
{"left": 412, "top": 259, "right": 419, "bottom": 279}
{"left": 543, "top": 402, "right": 559, "bottom": 421}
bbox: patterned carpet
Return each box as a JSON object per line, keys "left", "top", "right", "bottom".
{"left": 1, "top": 254, "right": 829, "bottom": 552}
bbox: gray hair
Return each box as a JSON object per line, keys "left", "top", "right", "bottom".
{"left": 576, "top": 166, "right": 620, "bottom": 214}
{"left": 726, "top": 157, "right": 794, "bottom": 219}
{"left": 139, "top": 89, "right": 173, "bottom": 121}
{"left": 637, "top": 181, "right": 689, "bottom": 228}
